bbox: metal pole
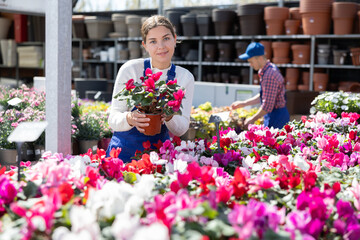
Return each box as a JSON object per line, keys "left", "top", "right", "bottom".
{"left": 158, "top": 0, "right": 164, "bottom": 15}
{"left": 278, "top": 0, "right": 284, "bottom": 7}
{"left": 45, "top": 0, "right": 72, "bottom": 154}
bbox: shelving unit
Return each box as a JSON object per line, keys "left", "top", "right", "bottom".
{"left": 71, "top": 33, "right": 360, "bottom": 92}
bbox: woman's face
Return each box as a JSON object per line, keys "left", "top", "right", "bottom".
{"left": 142, "top": 26, "right": 176, "bottom": 69}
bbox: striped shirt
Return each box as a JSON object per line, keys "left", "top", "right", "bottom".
{"left": 258, "top": 61, "right": 286, "bottom": 113}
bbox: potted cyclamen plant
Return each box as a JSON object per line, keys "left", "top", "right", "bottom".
{"left": 114, "top": 68, "right": 185, "bottom": 136}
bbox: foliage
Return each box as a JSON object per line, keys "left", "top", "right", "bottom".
{"left": 114, "top": 68, "right": 185, "bottom": 116}
{"left": 191, "top": 102, "right": 262, "bottom": 139}
{"left": 311, "top": 91, "right": 360, "bottom": 116}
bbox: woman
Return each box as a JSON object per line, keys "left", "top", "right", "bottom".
{"left": 106, "top": 15, "right": 195, "bottom": 162}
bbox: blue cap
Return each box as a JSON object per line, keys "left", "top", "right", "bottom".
{"left": 239, "top": 42, "right": 264, "bottom": 60}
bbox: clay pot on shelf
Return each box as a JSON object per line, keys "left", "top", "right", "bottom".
{"left": 272, "top": 41, "right": 291, "bottom": 58}
{"left": 264, "top": 7, "right": 289, "bottom": 35}
{"left": 285, "top": 19, "right": 300, "bottom": 35}
{"left": 301, "top": 12, "right": 331, "bottom": 35}
{"left": 349, "top": 82, "right": 360, "bottom": 93}
{"left": 237, "top": 3, "right": 266, "bottom": 35}
{"left": 313, "top": 72, "right": 329, "bottom": 91}
{"left": 291, "top": 44, "right": 311, "bottom": 64}
{"left": 272, "top": 57, "right": 291, "bottom": 64}
{"left": 298, "top": 84, "right": 310, "bottom": 91}
{"left": 204, "top": 43, "right": 217, "bottom": 61}
{"left": 350, "top": 47, "right": 360, "bottom": 65}
{"left": 212, "top": 9, "right": 237, "bottom": 35}
{"left": 286, "top": 68, "right": 299, "bottom": 82}
{"left": 260, "top": 40, "right": 272, "bottom": 60}
{"left": 333, "top": 49, "right": 347, "bottom": 65}
{"left": 218, "top": 42, "right": 233, "bottom": 62}
{"left": 181, "top": 13, "right": 198, "bottom": 36}
{"left": 286, "top": 83, "right": 298, "bottom": 91}
{"left": 196, "top": 13, "right": 212, "bottom": 36}
{"left": 302, "top": 71, "right": 310, "bottom": 85}
{"left": 332, "top": 3, "right": 358, "bottom": 35}
{"left": 235, "top": 41, "right": 249, "bottom": 62}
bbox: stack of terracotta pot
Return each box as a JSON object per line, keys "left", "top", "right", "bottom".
{"left": 285, "top": 68, "right": 299, "bottom": 91}
{"left": 298, "top": 71, "right": 310, "bottom": 91}
{"left": 286, "top": 7, "right": 302, "bottom": 34}
{"left": 204, "top": 43, "right": 217, "bottom": 62}
{"left": 264, "top": 6, "right": 289, "bottom": 35}
{"left": 332, "top": 2, "right": 358, "bottom": 35}
{"left": 272, "top": 41, "right": 291, "bottom": 64}
{"left": 350, "top": 47, "right": 360, "bottom": 66}
{"left": 313, "top": 72, "right": 329, "bottom": 91}
{"left": 291, "top": 44, "right": 311, "bottom": 64}
{"left": 299, "top": 0, "right": 333, "bottom": 35}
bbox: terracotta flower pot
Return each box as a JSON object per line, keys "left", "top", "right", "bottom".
{"left": 289, "top": 7, "right": 301, "bottom": 20}
{"left": 298, "top": 84, "right": 310, "bottom": 91}
{"left": 265, "top": 19, "right": 285, "bottom": 35}
{"left": 333, "top": 18, "right": 355, "bottom": 35}
{"left": 291, "top": 44, "right": 311, "bottom": 64}
{"left": 286, "top": 83, "right": 298, "bottom": 91}
{"left": 272, "top": 57, "right": 291, "bottom": 64}
{"left": 313, "top": 73, "right": 329, "bottom": 91}
{"left": 98, "top": 138, "right": 111, "bottom": 150}
{"left": 302, "top": 71, "right": 310, "bottom": 85}
{"left": 264, "top": 7, "right": 289, "bottom": 20}
{"left": 272, "top": 41, "right": 291, "bottom": 58}
{"left": 350, "top": 47, "right": 360, "bottom": 66}
{"left": 285, "top": 19, "right": 300, "bottom": 35}
{"left": 286, "top": 68, "right": 299, "bottom": 81}
{"left": 332, "top": 2, "right": 358, "bottom": 18}
{"left": 143, "top": 113, "right": 162, "bottom": 136}
{"left": 260, "top": 41, "right": 272, "bottom": 59}
{"left": 301, "top": 12, "right": 331, "bottom": 35}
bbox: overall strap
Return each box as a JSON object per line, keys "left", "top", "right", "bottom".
{"left": 143, "top": 58, "right": 176, "bottom": 82}
{"left": 143, "top": 58, "right": 151, "bottom": 76}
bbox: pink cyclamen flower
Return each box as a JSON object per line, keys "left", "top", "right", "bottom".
{"left": 143, "top": 77, "right": 156, "bottom": 93}
{"left": 125, "top": 79, "right": 136, "bottom": 90}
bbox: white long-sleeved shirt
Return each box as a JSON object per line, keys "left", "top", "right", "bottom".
{"left": 108, "top": 58, "right": 195, "bottom": 137}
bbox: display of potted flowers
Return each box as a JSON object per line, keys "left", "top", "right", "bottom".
{"left": 311, "top": 91, "right": 360, "bottom": 116}
{"left": 114, "top": 68, "right": 185, "bottom": 135}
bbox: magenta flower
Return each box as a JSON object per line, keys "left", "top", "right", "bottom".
{"left": 125, "top": 79, "right": 136, "bottom": 90}
{"left": 142, "top": 77, "right": 156, "bottom": 93}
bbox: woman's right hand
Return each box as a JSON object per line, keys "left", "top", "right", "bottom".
{"left": 126, "top": 111, "right": 150, "bottom": 133}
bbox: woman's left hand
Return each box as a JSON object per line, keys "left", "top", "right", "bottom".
{"left": 161, "top": 114, "right": 173, "bottom": 124}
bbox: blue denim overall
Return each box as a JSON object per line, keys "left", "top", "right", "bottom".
{"left": 106, "top": 59, "right": 176, "bottom": 162}
{"left": 259, "top": 70, "right": 290, "bottom": 129}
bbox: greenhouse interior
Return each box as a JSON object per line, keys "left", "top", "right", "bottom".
{"left": 0, "top": 0, "right": 360, "bottom": 239}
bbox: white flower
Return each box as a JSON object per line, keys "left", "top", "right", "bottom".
{"left": 223, "top": 130, "right": 240, "bottom": 141}
{"left": 165, "top": 159, "right": 188, "bottom": 174}
{"left": 242, "top": 155, "right": 255, "bottom": 170}
{"left": 149, "top": 151, "right": 167, "bottom": 165}
{"left": 131, "top": 223, "right": 169, "bottom": 240}
{"left": 86, "top": 181, "right": 135, "bottom": 219}
{"left": 111, "top": 212, "right": 140, "bottom": 240}
{"left": 293, "top": 154, "right": 310, "bottom": 172}
{"left": 52, "top": 206, "right": 101, "bottom": 240}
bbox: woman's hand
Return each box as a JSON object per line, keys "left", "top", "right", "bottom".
{"left": 126, "top": 111, "right": 150, "bottom": 133}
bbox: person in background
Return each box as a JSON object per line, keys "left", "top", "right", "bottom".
{"left": 231, "top": 42, "right": 289, "bottom": 129}
{"left": 106, "top": 15, "right": 195, "bottom": 162}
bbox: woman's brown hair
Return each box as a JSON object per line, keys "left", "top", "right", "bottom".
{"left": 141, "top": 15, "right": 176, "bottom": 43}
